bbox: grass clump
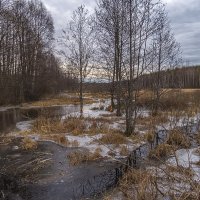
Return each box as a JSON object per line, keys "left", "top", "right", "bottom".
{"left": 21, "top": 137, "right": 38, "bottom": 150}
{"left": 119, "top": 169, "right": 157, "bottom": 200}
{"left": 148, "top": 143, "right": 173, "bottom": 159}
{"left": 52, "top": 135, "right": 69, "bottom": 146}
{"left": 63, "top": 117, "right": 86, "bottom": 135}
{"left": 32, "top": 117, "right": 66, "bottom": 134}
{"left": 32, "top": 116, "right": 87, "bottom": 135}
{"left": 120, "top": 146, "right": 129, "bottom": 156}
{"left": 166, "top": 129, "right": 190, "bottom": 148}
{"left": 145, "top": 130, "right": 155, "bottom": 143}
{"left": 67, "top": 149, "right": 102, "bottom": 166}
{"left": 98, "top": 132, "right": 127, "bottom": 145}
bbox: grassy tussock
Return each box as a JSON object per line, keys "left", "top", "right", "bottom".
{"left": 120, "top": 146, "right": 129, "bottom": 156}
{"left": 166, "top": 129, "right": 190, "bottom": 148}
{"left": 148, "top": 143, "right": 173, "bottom": 159}
{"left": 119, "top": 169, "right": 157, "bottom": 200}
{"left": 67, "top": 148, "right": 102, "bottom": 166}
{"left": 51, "top": 135, "right": 69, "bottom": 146}
{"left": 32, "top": 117, "right": 66, "bottom": 134}
{"left": 21, "top": 137, "right": 38, "bottom": 150}
{"left": 64, "top": 117, "right": 86, "bottom": 135}
{"left": 145, "top": 130, "right": 156, "bottom": 143}
{"left": 32, "top": 115, "right": 112, "bottom": 136}
{"left": 98, "top": 132, "right": 127, "bottom": 145}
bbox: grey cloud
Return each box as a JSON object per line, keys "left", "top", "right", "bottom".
{"left": 42, "top": 0, "right": 200, "bottom": 65}
{"left": 165, "top": 0, "right": 200, "bottom": 64}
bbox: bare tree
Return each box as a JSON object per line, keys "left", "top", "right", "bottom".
{"left": 61, "top": 5, "right": 94, "bottom": 115}
{"left": 0, "top": 0, "right": 63, "bottom": 105}
{"left": 150, "top": 6, "right": 181, "bottom": 115}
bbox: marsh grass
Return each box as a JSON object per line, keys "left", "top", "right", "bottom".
{"left": 21, "top": 137, "right": 38, "bottom": 150}
{"left": 148, "top": 143, "right": 173, "bottom": 159}
{"left": 166, "top": 128, "right": 190, "bottom": 148}
{"left": 23, "top": 96, "right": 95, "bottom": 107}
{"left": 136, "top": 113, "right": 168, "bottom": 128}
{"left": 119, "top": 169, "right": 157, "bottom": 200}
{"left": 67, "top": 149, "right": 102, "bottom": 166}
{"left": 138, "top": 89, "right": 200, "bottom": 112}
{"left": 98, "top": 132, "right": 127, "bottom": 145}
{"left": 120, "top": 146, "right": 129, "bottom": 156}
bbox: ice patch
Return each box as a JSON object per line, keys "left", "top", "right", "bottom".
{"left": 16, "top": 120, "right": 33, "bottom": 131}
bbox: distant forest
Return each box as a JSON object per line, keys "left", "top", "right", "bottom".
{"left": 84, "top": 66, "right": 200, "bottom": 93}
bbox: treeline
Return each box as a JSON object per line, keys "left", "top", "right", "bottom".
{"left": 140, "top": 65, "right": 200, "bottom": 89}
{"left": 0, "top": 0, "right": 76, "bottom": 105}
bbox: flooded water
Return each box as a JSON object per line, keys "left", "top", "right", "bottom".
{"left": 0, "top": 104, "right": 199, "bottom": 200}
{"left": 0, "top": 138, "right": 121, "bottom": 200}
{"left": 0, "top": 104, "right": 122, "bottom": 200}
{"left": 0, "top": 105, "right": 80, "bottom": 133}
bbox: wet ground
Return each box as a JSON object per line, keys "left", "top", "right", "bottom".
{"left": 0, "top": 104, "right": 122, "bottom": 200}
{"left": 0, "top": 138, "right": 121, "bottom": 200}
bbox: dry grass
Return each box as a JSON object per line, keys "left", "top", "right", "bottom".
{"left": 120, "top": 146, "right": 129, "bottom": 156}
{"left": 148, "top": 143, "right": 173, "bottom": 159}
{"left": 21, "top": 137, "right": 38, "bottom": 150}
{"left": 136, "top": 113, "right": 168, "bottom": 128}
{"left": 32, "top": 117, "right": 66, "bottom": 134}
{"left": 145, "top": 130, "right": 156, "bottom": 143}
{"left": 0, "top": 137, "right": 13, "bottom": 145}
{"left": 67, "top": 149, "right": 102, "bottom": 166}
{"left": 51, "top": 134, "right": 70, "bottom": 146}
{"left": 119, "top": 169, "right": 157, "bottom": 200}
{"left": 71, "top": 140, "right": 79, "bottom": 147}
{"left": 138, "top": 89, "right": 200, "bottom": 112}
{"left": 23, "top": 96, "right": 95, "bottom": 107}
{"left": 166, "top": 129, "right": 190, "bottom": 148}
{"left": 98, "top": 132, "right": 127, "bottom": 145}
{"left": 84, "top": 92, "right": 110, "bottom": 99}
{"left": 64, "top": 117, "right": 86, "bottom": 135}
{"left": 32, "top": 116, "right": 87, "bottom": 135}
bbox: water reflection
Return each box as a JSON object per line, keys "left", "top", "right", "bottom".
{"left": 0, "top": 105, "right": 80, "bottom": 133}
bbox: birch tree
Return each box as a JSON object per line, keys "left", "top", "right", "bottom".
{"left": 62, "top": 5, "right": 94, "bottom": 115}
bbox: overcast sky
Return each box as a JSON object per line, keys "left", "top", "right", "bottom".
{"left": 42, "top": 0, "right": 200, "bottom": 65}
